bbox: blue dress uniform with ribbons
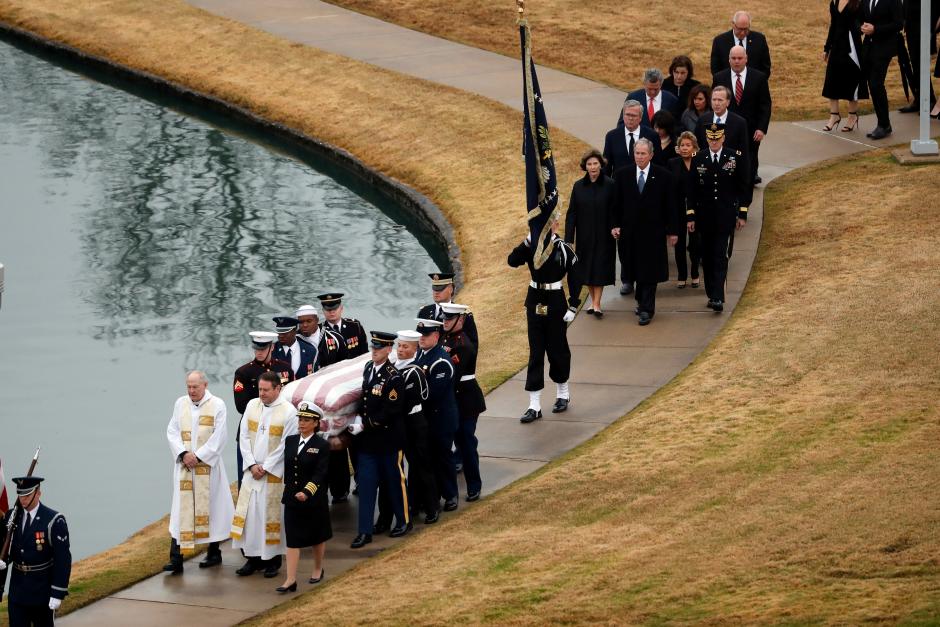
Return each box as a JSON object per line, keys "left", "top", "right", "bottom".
{"left": 1, "top": 477, "right": 71, "bottom": 627}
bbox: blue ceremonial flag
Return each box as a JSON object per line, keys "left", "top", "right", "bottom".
{"left": 519, "top": 18, "right": 558, "bottom": 269}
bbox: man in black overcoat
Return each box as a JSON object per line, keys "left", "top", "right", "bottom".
{"left": 711, "top": 11, "right": 772, "bottom": 77}
{"left": 610, "top": 139, "right": 679, "bottom": 325}
{"left": 695, "top": 86, "right": 751, "bottom": 172}
{"left": 860, "top": 0, "right": 904, "bottom": 138}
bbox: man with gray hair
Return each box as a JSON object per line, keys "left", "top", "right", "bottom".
{"left": 710, "top": 10, "right": 772, "bottom": 77}
{"left": 622, "top": 68, "right": 681, "bottom": 127}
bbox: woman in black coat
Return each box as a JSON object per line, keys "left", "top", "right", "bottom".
{"left": 662, "top": 55, "right": 702, "bottom": 115}
{"left": 564, "top": 148, "right": 616, "bottom": 317}
{"left": 277, "top": 401, "right": 331, "bottom": 593}
{"left": 651, "top": 110, "right": 678, "bottom": 168}
{"left": 822, "top": 0, "right": 868, "bottom": 131}
{"left": 667, "top": 131, "right": 702, "bottom": 288}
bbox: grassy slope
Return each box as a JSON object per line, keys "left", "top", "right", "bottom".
{"left": 324, "top": 0, "right": 914, "bottom": 120}
{"left": 249, "top": 151, "right": 940, "bottom": 625}
{"left": 0, "top": 0, "right": 587, "bottom": 618}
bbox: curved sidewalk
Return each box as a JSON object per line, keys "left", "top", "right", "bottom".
{"left": 59, "top": 1, "right": 937, "bottom": 624}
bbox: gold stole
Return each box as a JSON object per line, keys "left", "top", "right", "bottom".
{"left": 178, "top": 399, "right": 216, "bottom": 555}
{"left": 230, "top": 402, "right": 288, "bottom": 545}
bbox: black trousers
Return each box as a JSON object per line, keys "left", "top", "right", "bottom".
{"left": 674, "top": 229, "right": 701, "bottom": 281}
{"left": 907, "top": 26, "right": 937, "bottom": 104}
{"left": 454, "top": 415, "right": 482, "bottom": 495}
{"left": 635, "top": 282, "right": 658, "bottom": 315}
{"left": 749, "top": 138, "right": 761, "bottom": 182}
{"left": 169, "top": 538, "right": 221, "bottom": 565}
{"left": 8, "top": 603, "right": 53, "bottom": 627}
{"left": 700, "top": 230, "right": 731, "bottom": 302}
{"left": 867, "top": 47, "right": 895, "bottom": 127}
{"left": 428, "top": 426, "right": 458, "bottom": 501}
{"left": 328, "top": 449, "right": 351, "bottom": 499}
{"left": 617, "top": 238, "right": 634, "bottom": 285}
{"left": 404, "top": 417, "right": 438, "bottom": 514}
{"left": 524, "top": 308, "right": 570, "bottom": 391}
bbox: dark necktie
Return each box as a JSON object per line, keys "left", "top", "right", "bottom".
{"left": 297, "top": 438, "right": 306, "bottom": 456}
{"left": 285, "top": 346, "right": 292, "bottom": 362}
{"left": 628, "top": 132, "right": 635, "bottom": 154}
{"left": 738, "top": 38, "right": 744, "bottom": 47}
{"left": 735, "top": 73, "right": 744, "bottom": 105}
{"left": 637, "top": 170, "right": 646, "bottom": 194}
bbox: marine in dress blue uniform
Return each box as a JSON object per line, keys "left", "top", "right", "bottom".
{"left": 0, "top": 476, "right": 71, "bottom": 627}
{"left": 413, "top": 319, "right": 460, "bottom": 512}
{"left": 417, "top": 272, "right": 479, "bottom": 348}
{"left": 348, "top": 332, "right": 410, "bottom": 549}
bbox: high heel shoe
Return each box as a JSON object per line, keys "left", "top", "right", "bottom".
{"left": 276, "top": 582, "right": 297, "bottom": 593}
{"left": 841, "top": 112, "right": 859, "bottom": 132}
{"left": 309, "top": 569, "right": 325, "bottom": 584}
{"left": 823, "top": 112, "right": 842, "bottom": 131}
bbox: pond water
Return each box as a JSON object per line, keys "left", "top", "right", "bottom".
{"left": 0, "top": 38, "right": 444, "bottom": 559}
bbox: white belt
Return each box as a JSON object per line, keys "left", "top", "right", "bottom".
{"left": 460, "top": 374, "right": 476, "bottom": 381}
{"left": 530, "top": 280, "right": 562, "bottom": 290}
{"left": 409, "top": 404, "right": 422, "bottom": 415}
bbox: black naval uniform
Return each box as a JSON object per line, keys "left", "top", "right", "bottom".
{"left": 1, "top": 504, "right": 71, "bottom": 627}
{"left": 324, "top": 318, "right": 368, "bottom": 358}
{"left": 686, "top": 146, "right": 752, "bottom": 306}
{"left": 232, "top": 358, "right": 294, "bottom": 487}
{"left": 418, "top": 303, "right": 479, "bottom": 348}
{"left": 395, "top": 361, "right": 438, "bottom": 517}
{"left": 443, "top": 329, "right": 486, "bottom": 497}
{"left": 414, "top": 344, "right": 459, "bottom": 504}
{"left": 356, "top": 360, "right": 409, "bottom": 535}
{"left": 507, "top": 233, "right": 580, "bottom": 392}
{"left": 281, "top": 432, "right": 332, "bottom": 548}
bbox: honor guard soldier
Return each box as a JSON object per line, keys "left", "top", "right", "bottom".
{"left": 295, "top": 304, "right": 347, "bottom": 369}
{"left": 318, "top": 293, "right": 368, "bottom": 358}
{"left": 507, "top": 215, "right": 581, "bottom": 423}
{"left": 685, "top": 123, "right": 751, "bottom": 313}
{"left": 417, "top": 272, "right": 479, "bottom": 348}
{"left": 440, "top": 303, "right": 485, "bottom": 502}
{"left": 414, "top": 319, "right": 460, "bottom": 513}
{"left": 233, "top": 331, "right": 294, "bottom": 487}
{"left": 273, "top": 316, "right": 318, "bottom": 379}
{"left": 0, "top": 476, "right": 72, "bottom": 627}
{"left": 347, "top": 332, "right": 410, "bottom": 548}
{"left": 392, "top": 330, "right": 438, "bottom": 523}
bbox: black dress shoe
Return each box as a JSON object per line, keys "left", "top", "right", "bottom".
{"left": 706, "top": 299, "right": 718, "bottom": 311}
{"left": 372, "top": 520, "right": 391, "bottom": 535}
{"left": 162, "top": 561, "right": 183, "bottom": 574}
{"left": 620, "top": 283, "right": 634, "bottom": 295}
{"left": 275, "top": 582, "right": 297, "bottom": 593}
{"left": 712, "top": 300, "right": 724, "bottom": 312}
{"left": 424, "top": 510, "right": 440, "bottom": 524}
{"left": 308, "top": 569, "right": 325, "bottom": 584}
{"left": 466, "top": 491, "right": 481, "bottom": 502}
{"left": 263, "top": 565, "right": 280, "bottom": 578}
{"left": 198, "top": 554, "right": 222, "bottom": 569}
{"left": 332, "top": 493, "right": 348, "bottom": 504}
{"left": 552, "top": 398, "right": 569, "bottom": 413}
{"left": 519, "top": 408, "right": 542, "bottom": 423}
{"left": 753, "top": 176, "right": 762, "bottom": 184}
{"left": 594, "top": 310, "right": 604, "bottom": 319}
{"left": 443, "top": 497, "right": 459, "bottom": 512}
{"left": 389, "top": 522, "right": 413, "bottom": 538}
{"left": 638, "top": 312, "right": 652, "bottom": 326}
{"left": 350, "top": 533, "right": 372, "bottom": 549}
{"left": 868, "top": 126, "right": 892, "bottom": 139}
{"left": 899, "top": 102, "right": 918, "bottom": 113}
{"left": 235, "top": 560, "right": 258, "bottom": 576}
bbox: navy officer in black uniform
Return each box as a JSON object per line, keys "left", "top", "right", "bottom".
{"left": 347, "top": 331, "right": 410, "bottom": 548}
{"left": 507, "top": 214, "right": 580, "bottom": 422}
{"left": 318, "top": 293, "right": 368, "bottom": 358}
{"left": 0, "top": 476, "right": 71, "bottom": 627}
{"left": 685, "top": 123, "right": 751, "bottom": 313}
{"left": 417, "top": 272, "right": 479, "bottom": 348}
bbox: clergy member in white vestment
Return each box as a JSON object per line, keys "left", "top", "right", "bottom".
{"left": 231, "top": 370, "right": 298, "bottom": 578}
{"left": 164, "top": 370, "right": 234, "bottom": 574}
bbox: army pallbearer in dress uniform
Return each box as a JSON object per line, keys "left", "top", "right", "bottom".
{"left": 417, "top": 272, "right": 479, "bottom": 348}
{"left": 347, "top": 332, "right": 410, "bottom": 548}
{"left": 507, "top": 217, "right": 581, "bottom": 423}
{"left": 233, "top": 332, "right": 294, "bottom": 488}
{"left": 273, "top": 316, "right": 318, "bottom": 379}
{"left": 0, "top": 476, "right": 71, "bottom": 627}
{"left": 440, "top": 303, "right": 485, "bottom": 502}
{"left": 685, "top": 123, "right": 751, "bottom": 313}
{"left": 318, "top": 293, "right": 368, "bottom": 358}
{"left": 164, "top": 371, "right": 234, "bottom": 574}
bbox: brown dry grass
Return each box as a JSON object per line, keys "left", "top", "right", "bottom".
{"left": 0, "top": 0, "right": 587, "bottom": 615}
{"left": 247, "top": 152, "right": 940, "bottom": 625}
{"left": 325, "top": 0, "right": 921, "bottom": 120}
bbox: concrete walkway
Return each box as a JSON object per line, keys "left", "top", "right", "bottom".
{"left": 59, "top": 1, "right": 938, "bottom": 624}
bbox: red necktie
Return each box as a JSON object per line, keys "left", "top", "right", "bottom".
{"left": 647, "top": 98, "right": 655, "bottom": 122}
{"left": 735, "top": 73, "right": 743, "bottom": 105}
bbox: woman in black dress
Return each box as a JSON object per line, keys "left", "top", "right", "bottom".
{"left": 564, "top": 149, "right": 616, "bottom": 317}
{"left": 277, "top": 401, "right": 332, "bottom": 593}
{"left": 822, "top": 0, "right": 868, "bottom": 131}
{"left": 667, "top": 131, "right": 702, "bottom": 288}
{"left": 662, "top": 55, "right": 701, "bottom": 115}
{"left": 651, "top": 110, "right": 677, "bottom": 168}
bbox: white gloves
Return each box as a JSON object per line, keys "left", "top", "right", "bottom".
{"left": 347, "top": 423, "right": 364, "bottom": 436}
{"left": 563, "top": 308, "right": 576, "bottom": 323}
{"left": 49, "top": 597, "right": 62, "bottom": 611}
{"left": 0, "top": 560, "right": 6, "bottom": 571}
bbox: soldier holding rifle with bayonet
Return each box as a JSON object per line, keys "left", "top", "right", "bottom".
{"left": 0, "top": 449, "right": 72, "bottom": 627}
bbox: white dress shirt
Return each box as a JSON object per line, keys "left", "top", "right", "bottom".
{"left": 636, "top": 164, "right": 651, "bottom": 183}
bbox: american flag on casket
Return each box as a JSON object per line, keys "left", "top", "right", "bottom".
{"left": 280, "top": 351, "right": 397, "bottom": 439}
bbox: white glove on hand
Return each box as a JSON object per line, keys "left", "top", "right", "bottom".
{"left": 563, "top": 308, "right": 576, "bottom": 323}
{"left": 347, "top": 423, "right": 364, "bottom": 436}
{"left": 49, "top": 597, "right": 62, "bottom": 611}
{"left": 0, "top": 560, "right": 6, "bottom": 571}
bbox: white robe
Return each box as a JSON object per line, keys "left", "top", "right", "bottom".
{"left": 231, "top": 397, "right": 298, "bottom": 559}
{"left": 167, "top": 390, "right": 235, "bottom": 543}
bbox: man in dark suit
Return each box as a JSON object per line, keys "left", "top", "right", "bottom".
{"left": 711, "top": 11, "right": 772, "bottom": 77}
{"left": 610, "top": 139, "right": 679, "bottom": 325}
{"left": 898, "top": 0, "right": 939, "bottom": 113}
{"left": 713, "top": 46, "right": 772, "bottom": 185}
{"left": 273, "top": 316, "right": 318, "bottom": 379}
{"left": 603, "top": 100, "right": 658, "bottom": 295}
{"left": 860, "top": 0, "right": 904, "bottom": 138}
{"left": 619, "top": 68, "right": 682, "bottom": 127}
{"left": 686, "top": 124, "right": 752, "bottom": 313}
{"left": 695, "top": 86, "right": 751, "bottom": 166}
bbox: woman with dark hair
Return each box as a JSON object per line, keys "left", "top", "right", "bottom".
{"left": 681, "top": 83, "right": 712, "bottom": 133}
{"left": 663, "top": 55, "right": 701, "bottom": 114}
{"left": 822, "top": 0, "right": 868, "bottom": 131}
{"left": 651, "top": 110, "right": 677, "bottom": 167}
{"left": 667, "top": 131, "right": 702, "bottom": 288}
{"left": 564, "top": 148, "right": 616, "bottom": 317}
